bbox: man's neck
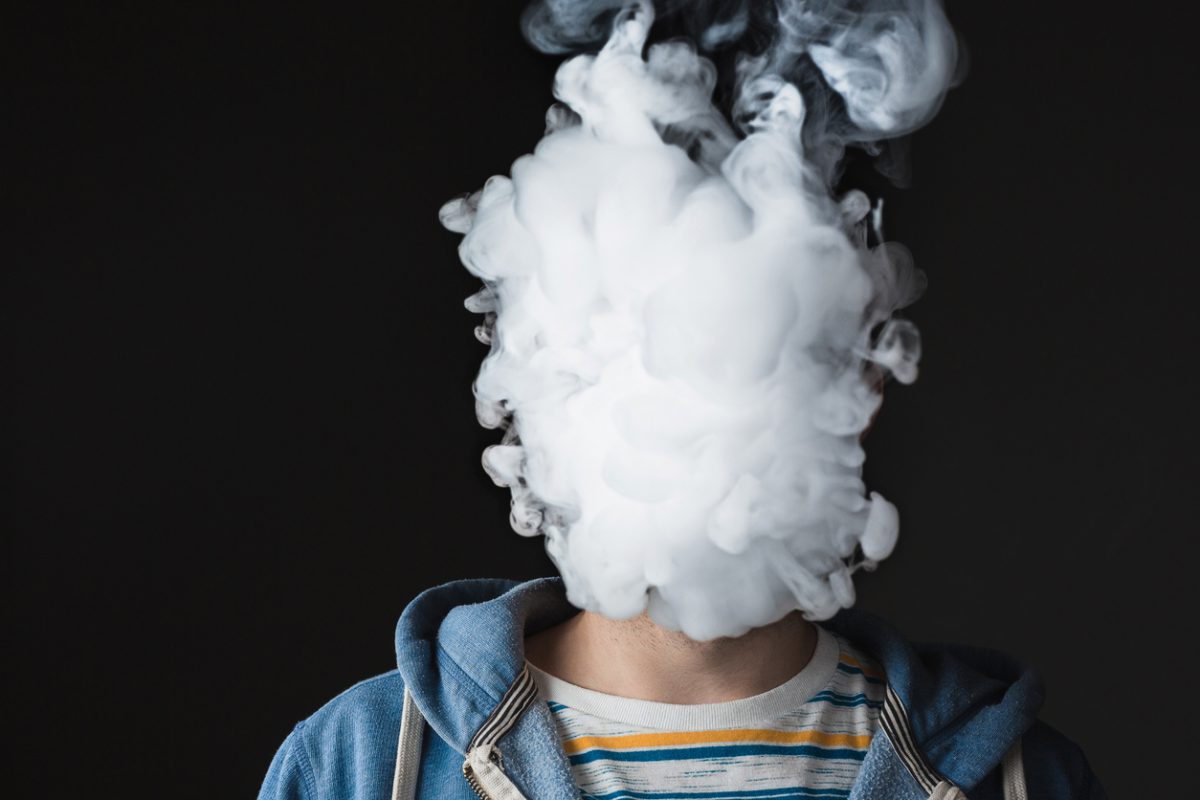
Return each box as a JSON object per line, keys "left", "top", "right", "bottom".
{"left": 524, "top": 607, "right": 818, "bottom": 704}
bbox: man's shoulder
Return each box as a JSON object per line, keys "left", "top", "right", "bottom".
{"left": 302, "top": 671, "right": 405, "bottom": 724}
{"left": 260, "top": 671, "right": 408, "bottom": 800}
{"left": 285, "top": 670, "right": 407, "bottom": 773}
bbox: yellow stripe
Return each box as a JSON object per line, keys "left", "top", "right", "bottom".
{"left": 839, "top": 653, "right": 885, "bottom": 680}
{"left": 561, "top": 728, "right": 873, "bottom": 755}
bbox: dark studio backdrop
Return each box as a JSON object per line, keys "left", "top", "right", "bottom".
{"left": 4, "top": 1, "right": 1196, "bottom": 797}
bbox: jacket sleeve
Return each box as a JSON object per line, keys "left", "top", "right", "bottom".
{"left": 258, "top": 725, "right": 317, "bottom": 800}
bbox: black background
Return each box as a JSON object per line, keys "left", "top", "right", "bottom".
{"left": 4, "top": 1, "right": 1197, "bottom": 797}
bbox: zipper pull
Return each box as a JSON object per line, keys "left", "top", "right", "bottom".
{"left": 462, "top": 744, "right": 528, "bottom": 800}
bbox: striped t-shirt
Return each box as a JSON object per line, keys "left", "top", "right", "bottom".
{"left": 527, "top": 625, "right": 885, "bottom": 800}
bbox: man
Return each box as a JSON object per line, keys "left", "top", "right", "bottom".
{"left": 259, "top": 1, "right": 1104, "bottom": 797}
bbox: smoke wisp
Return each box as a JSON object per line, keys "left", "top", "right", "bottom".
{"left": 440, "top": 0, "right": 958, "bottom": 639}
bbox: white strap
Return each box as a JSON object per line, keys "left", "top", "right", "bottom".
{"left": 924, "top": 736, "right": 1027, "bottom": 800}
{"left": 390, "top": 688, "right": 425, "bottom": 800}
{"left": 1001, "top": 737, "right": 1028, "bottom": 800}
{"left": 928, "top": 781, "right": 969, "bottom": 799}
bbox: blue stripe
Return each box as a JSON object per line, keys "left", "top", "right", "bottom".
{"left": 569, "top": 744, "right": 870, "bottom": 766}
{"left": 809, "top": 690, "right": 884, "bottom": 709}
{"left": 835, "top": 663, "right": 885, "bottom": 685}
{"left": 547, "top": 700, "right": 570, "bottom": 712}
{"left": 583, "top": 789, "right": 851, "bottom": 800}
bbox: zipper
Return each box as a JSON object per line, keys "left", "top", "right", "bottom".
{"left": 460, "top": 666, "right": 538, "bottom": 800}
{"left": 462, "top": 746, "right": 503, "bottom": 800}
{"left": 462, "top": 760, "right": 490, "bottom": 800}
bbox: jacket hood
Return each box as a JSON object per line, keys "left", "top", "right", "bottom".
{"left": 395, "top": 577, "right": 1044, "bottom": 794}
{"left": 823, "top": 608, "right": 1045, "bottom": 789}
{"left": 395, "top": 578, "right": 573, "bottom": 754}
